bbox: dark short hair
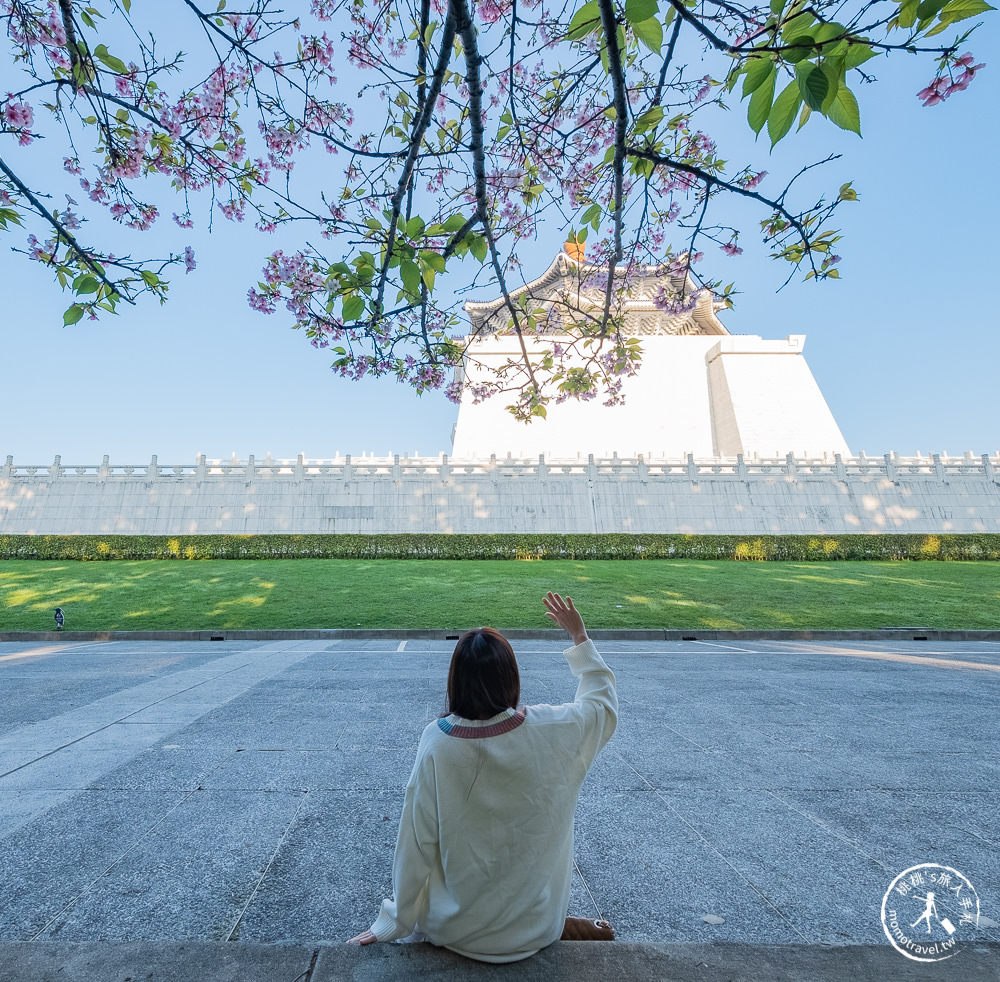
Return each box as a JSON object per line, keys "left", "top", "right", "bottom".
{"left": 446, "top": 627, "right": 520, "bottom": 720}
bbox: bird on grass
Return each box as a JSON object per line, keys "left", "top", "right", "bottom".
{"left": 54, "top": 608, "right": 64, "bottom": 630}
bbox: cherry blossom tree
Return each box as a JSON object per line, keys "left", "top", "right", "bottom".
{"left": 0, "top": 0, "right": 991, "bottom": 418}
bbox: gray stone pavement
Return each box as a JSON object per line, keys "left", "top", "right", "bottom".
{"left": 1, "top": 637, "right": 999, "bottom": 980}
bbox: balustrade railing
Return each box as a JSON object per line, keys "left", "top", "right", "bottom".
{"left": 4, "top": 451, "right": 999, "bottom": 482}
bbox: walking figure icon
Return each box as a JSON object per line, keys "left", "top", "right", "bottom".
{"left": 910, "top": 892, "right": 956, "bottom": 936}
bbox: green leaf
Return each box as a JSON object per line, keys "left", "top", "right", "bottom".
{"left": 468, "top": 234, "right": 488, "bottom": 263}
{"left": 825, "top": 84, "right": 861, "bottom": 134}
{"left": 115, "top": 107, "right": 129, "bottom": 122}
{"left": 342, "top": 295, "right": 365, "bottom": 321}
{"left": 634, "top": 105, "right": 664, "bottom": 132}
{"left": 747, "top": 70, "right": 776, "bottom": 135}
{"left": 781, "top": 11, "right": 816, "bottom": 40}
{"left": 811, "top": 21, "right": 847, "bottom": 43}
{"left": 937, "top": 0, "right": 995, "bottom": 22}
{"left": 443, "top": 213, "right": 468, "bottom": 232}
{"left": 838, "top": 181, "right": 859, "bottom": 201}
{"left": 405, "top": 215, "right": 425, "bottom": 238}
{"left": 819, "top": 58, "right": 844, "bottom": 110}
{"left": 140, "top": 270, "right": 160, "bottom": 288}
{"left": 625, "top": 0, "right": 657, "bottom": 23}
{"left": 581, "top": 203, "right": 602, "bottom": 229}
{"left": 74, "top": 275, "right": 100, "bottom": 295}
{"left": 770, "top": 0, "right": 784, "bottom": 14}
{"left": 844, "top": 42, "right": 877, "bottom": 68}
{"left": 420, "top": 249, "right": 447, "bottom": 272}
{"left": 796, "top": 62, "right": 829, "bottom": 109}
{"left": 567, "top": 1, "right": 602, "bottom": 40}
{"left": 0, "top": 207, "right": 23, "bottom": 229}
{"left": 122, "top": 0, "right": 130, "bottom": 11}
{"left": 63, "top": 305, "right": 85, "bottom": 326}
{"left": 916, "top": 0, "right": 948, "bottom": 16}
{"left": 742, "top": 57, "right": 775, "bottom": 97}
{"left": 94, "top": 43, "right": 127, "bottom": 74}
{"left": 632, "top": 16, "right": 662, "bottom": 52}
{"left": 400, "top": 259, "right": 421, "bottom": 296}
{"left": 783, "top": 34, "right": 816, "bottom": 62}
{"left": 797, "top": 102, "right": 812, "bottom": 130}
{"left": 768, "top": 81, "right": 802, "bottom": 145}
{"left": 897, "top": 0, "right": 920, "bottom": 26}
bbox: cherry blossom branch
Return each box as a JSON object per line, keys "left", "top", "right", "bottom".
{"left": 626, "top": 145, "right": 835, "bottom": 253}
{"left": 373, "top": 11, "right": 457, "bottom": 317}
{"left": 450, "top": 0, "right": 541, "bottom": 399}
{"left": 597, "top": 0, "right": 627, "bottom": 335}
{"left": 652, "top": 15, "right": 684, "bottom": 107}
{"left": 0, "top": 155, "right": 126, "bottom": 302}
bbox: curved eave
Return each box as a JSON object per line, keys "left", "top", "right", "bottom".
{"left": 463, "top": 251, "right": 581, "bottom": 317}
{"left": 463, "top": 251, "right": 730, "bottom": 337}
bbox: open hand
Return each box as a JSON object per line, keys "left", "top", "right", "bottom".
{"left": 543, "top": 592, "right": 588, "bottom": 646}
{"left": 347, "top": 930, "right": 378, "bottom": 945}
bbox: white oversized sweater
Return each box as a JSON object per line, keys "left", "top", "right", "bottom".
{"left": 369, "top": 638, "right": 618, "bottom": 963}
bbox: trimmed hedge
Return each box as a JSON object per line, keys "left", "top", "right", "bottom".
{"left": 1, "top": 533, "right": 1000, "bottom": 561}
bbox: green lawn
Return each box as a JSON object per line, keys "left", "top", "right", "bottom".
{"left": 2, "top": 559, "right": 999, "bottom": 631}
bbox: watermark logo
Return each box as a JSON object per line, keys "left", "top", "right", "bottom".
{"left": 881, "top": 863, "right": 980, "bottom": 962}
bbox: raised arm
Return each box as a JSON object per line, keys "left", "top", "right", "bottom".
{"left": 543, "top": 592, "right": 617, "bottom": 759}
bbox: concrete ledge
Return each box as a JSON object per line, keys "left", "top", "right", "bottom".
{"left": 4, "top": 628, "right": 1000, "bottom": 642}
{"left": 1, "top": 941, "right": 997, "bottom": 981}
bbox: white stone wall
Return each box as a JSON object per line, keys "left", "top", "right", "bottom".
{"left": 2, "top": 452, "right": 999, "bottom": 535}
{"left": 451, "top": 333, "right": 850, "bottom": 459}
{"left": 706, "top": 335, "right": 850, "bottom": 458}
{"left": 452, "top": 334, "right": 719, "bottom": 458}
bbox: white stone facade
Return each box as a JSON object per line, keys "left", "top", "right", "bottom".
{"left": 3, "top": 453, "right": 999, "bottom": 535}
{"left": 451, "top": 333, "right": 850, "bottom": 459}
{"left": 450, "top": 252, "right": 850, "bottom": 459}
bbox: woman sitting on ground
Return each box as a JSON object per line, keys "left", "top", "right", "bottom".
{"left": 347, "top": 591, "right": 618, "bottom": 962}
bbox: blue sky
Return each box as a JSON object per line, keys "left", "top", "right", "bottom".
{"left": 1, "top": 9, "right": 997, "bottom": 464}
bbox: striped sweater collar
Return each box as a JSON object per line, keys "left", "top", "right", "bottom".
{"left": 437, "top": 707, "right": 527, "bottom": 739}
